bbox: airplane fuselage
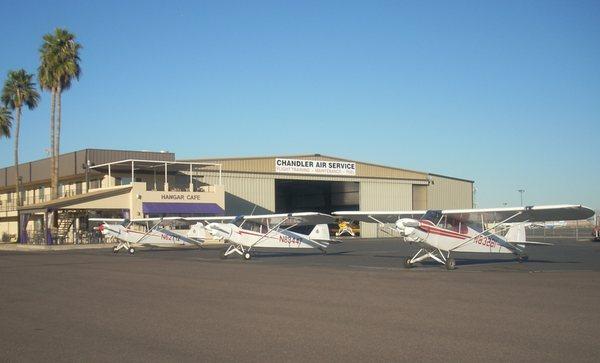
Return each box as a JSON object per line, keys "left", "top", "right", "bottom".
{"left": 207, "top": 223, "right": 329, "bottom": 250}
{"left": 99, "top": 224, "right": 200, "bottom": 247}
{"left": 404, "top": 220, "right": 515, "bottom": 254}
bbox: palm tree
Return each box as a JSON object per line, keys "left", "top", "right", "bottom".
{"left": 39, "top": 28, "right": 81, "bottom": 199}
{"left": 1, "top": 70, "right": 40, "bottom": 206}
{"left": 0, "top": 107, "right": 12, "bottom": 139}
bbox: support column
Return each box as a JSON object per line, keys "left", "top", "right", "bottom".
{"left": 164, "top": 162, "right": 169, "bottom": 191}
{"left": 189, "top": 164, "right": 193, "bottom": 192}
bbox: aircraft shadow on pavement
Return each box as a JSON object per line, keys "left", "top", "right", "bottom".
{"left": 419, "top": 258, "right": 580, "bottom": 267}
{"left": 251, "top": 250, "right": 352, "bottom": 258}
{"left": 373, "top": 254, "right": 580, "bottom": 267}
{"left": 133, "top": 247, "right": 201, "bottom": 253}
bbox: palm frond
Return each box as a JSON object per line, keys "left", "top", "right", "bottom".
{"left": 38, "top": 27, "right": 82, "bottom": 90}
{"left": 1, "top": 69, "right": 40, "bottom": 110}
{"left": 0, "top": 106, "right": 12, "bottom": 138}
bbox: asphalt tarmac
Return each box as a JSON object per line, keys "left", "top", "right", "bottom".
{"left": 1, "top": 239, "right": 600, "bottom": 362}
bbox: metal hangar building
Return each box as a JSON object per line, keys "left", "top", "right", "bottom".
{"left": 184, "top": 154, "right": 474, "bottom": 237}
{"left": 0, "top": 150, "right": 474, "bottom": 242}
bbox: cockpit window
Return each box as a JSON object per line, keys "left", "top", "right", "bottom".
{"left": 422, "top": 210, "right": 443, "bottom": 225}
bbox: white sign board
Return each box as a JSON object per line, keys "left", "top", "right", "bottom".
{"left": 275, "top": 158, "right": 356, "bottom": 176}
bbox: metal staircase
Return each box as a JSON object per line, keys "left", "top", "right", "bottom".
{"left": 54, "top": 211, "right": 85, "bottom": 244}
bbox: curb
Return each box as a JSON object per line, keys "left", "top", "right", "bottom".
{"left": 0, "top": 243, "right": 117, "bottom": 252}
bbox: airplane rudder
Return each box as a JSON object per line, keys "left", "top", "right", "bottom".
{"left": 309, "top": 224, "right": 330, "bottom": 240}
{"left": 505, "top": 224, "right": 526, "bottom": 243}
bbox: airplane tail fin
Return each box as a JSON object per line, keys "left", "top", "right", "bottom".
{"left": 505, "top": 224, "right": 526, "bottom": 243}
{"left": 505, "top": 224, "right": 553, "bottom": 246}
{"left": 309, "top": 224, "right": 331, "bottom": 241}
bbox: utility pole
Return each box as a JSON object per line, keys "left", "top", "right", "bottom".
{"left": 517, "top": 189, "right": 525, "bottom": 206}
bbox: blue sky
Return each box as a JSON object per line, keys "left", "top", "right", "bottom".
{"left": 1, "top": 0, "right": 599, "bottom": 209}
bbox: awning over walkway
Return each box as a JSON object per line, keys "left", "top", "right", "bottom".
{"left": 142, "top": 202, "right": 224, "bottom": 215}
{"left": 17, "top": 185, "right": 133, "bottom": 212}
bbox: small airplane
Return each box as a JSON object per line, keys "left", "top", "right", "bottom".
{"left": 89, "top": 217, "right": 209, "bottom": 254}
{"left": 333, "top": 204, "right": 595, "bottom": 270}
{"left": 90, "top": 212, "right": 338, "bottom": 260}
{"left": 335, "top": 220, "right": 357, "bottom": 237}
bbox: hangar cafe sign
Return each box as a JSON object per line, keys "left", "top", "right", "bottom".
{"left": 275, "top": 158, "right": 356, "bottom": 176}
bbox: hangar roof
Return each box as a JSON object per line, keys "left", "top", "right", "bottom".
{"left": 1, "top": 149, "right": 175, "bottom": 190}
{"left": 183, "top": 153, "right": 435, "bottom": 181}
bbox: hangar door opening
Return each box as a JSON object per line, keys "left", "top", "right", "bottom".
{"left": 275, "top": 180, "right": 359, "bottom": 214}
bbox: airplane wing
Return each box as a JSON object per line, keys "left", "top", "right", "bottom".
{"left": 242, "top": 212, "right": 337, "bottom": 226}
{"left": 442, "top": 205, "right": 594, "bottom": 223}
{"left": 332, "top": 211, "right": 426, "bottom": 224}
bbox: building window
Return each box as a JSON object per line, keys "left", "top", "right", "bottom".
{"left": 38, "top": 187, "right": 45, "bottom": 202}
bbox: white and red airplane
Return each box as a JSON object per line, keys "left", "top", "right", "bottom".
{"left": 333, "top": 205, "right": 594, "bottom": 270}
{"left": 90, "top": 212, "right": 337, "bottom": 260}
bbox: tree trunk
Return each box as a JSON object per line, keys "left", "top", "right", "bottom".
{"left": 14, "top": 106, "right": 21, "bottom": 207}
{"left": 54, "top": 85, "right": 62, "bottom": 198}
{"left": 50, "top": 87, "right": 57, "bottom": 199}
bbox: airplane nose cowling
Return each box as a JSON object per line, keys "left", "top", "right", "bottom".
{"left": 395, "top": 218, "right": 420, "bottom": 234}
{"left": 403, "top": 227, "right": 415, "bottom": 236}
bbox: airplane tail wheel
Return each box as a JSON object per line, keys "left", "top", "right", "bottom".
{"left": 517, "top": 255, "right": 529, "bottom": 263}
{"left": 219, "top": 248, "right": 228, "bottom": 260}
{"left": 445, "top": 258, "right": 456, "bottom": 270}
{"left": 128, "top": 247, "right": 135, "bottom": 255}
{"left": 243, "top": 252, "right": 252, "bottom": 261}
{"left": 403, "top": 258, "right": 413, "bottom": 269}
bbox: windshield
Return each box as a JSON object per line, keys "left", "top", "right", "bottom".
{"left": 422, "top": 210, "right": 443, "bottom": 225}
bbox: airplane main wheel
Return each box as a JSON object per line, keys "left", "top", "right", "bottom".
{"left": 242, "top": 252, "right": 252, "bottom": 261}
{"left": 445, "top": 258, "right": 456, "bottom": 270}
{"left": 517, "top": 255, "right": 529, "bottom": 263}
{"left": 128, "top": 247, "right": 135, "bottom": 255}
{"left": 403, "top": 258, "right": 413, "bottom": 269}
{"left": 219, "top": 248, "right": 228, "bottom": 260}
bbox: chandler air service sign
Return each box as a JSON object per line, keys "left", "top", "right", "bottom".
{"left": 275, "top": 158, "right": 356, "bottom": 176}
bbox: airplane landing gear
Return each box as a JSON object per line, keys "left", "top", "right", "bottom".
{"left": 113, "top": 247, "right": 119, "bottom": 254}
{"left": 404, "top": 248, "right": 456, "bottom": 270}
{"left": 128, "top": 247, "right": 135, "bottom": 255}
{"left": 517, "top": 254, "right": 529, "bottom": 263}
{"left": 219, "top": 248, "right": 228, "bottom": 259}
{"left": 243, "top": 252, "right": 252, "bottom": 260}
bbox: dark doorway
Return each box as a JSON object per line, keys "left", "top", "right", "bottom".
{"left": 275, "top": 180, "right": 359, "bottom": 214}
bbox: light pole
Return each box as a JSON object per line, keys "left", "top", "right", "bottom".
{"left": 517, "top": 189, "right": 525, "bottom": 206}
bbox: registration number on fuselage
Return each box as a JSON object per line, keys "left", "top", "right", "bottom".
{"left": 160, "top": 233, "right": 180, "bottom": 242}
{"left": 279, "top": 235, "right": 302, "bottom": 245}
{"left": 474, "top": 235, "right": 496, "bottom": 248}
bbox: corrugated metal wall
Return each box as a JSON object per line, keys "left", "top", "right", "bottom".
{"left": 426, "top": 175, "right": 473, "bottom": 209}
{"left": 0, "top": 149, "right": 176, "bottom": 190}
{"left": 359, "top": 181, "right": 413, "bottom": 237}
{"left": 412, "top": 185, "right": 427, "bottom": 210}
{"left": 202, "top": 173, "right": 275, "bottom": 215}
{"left": 187, "top": 154, "right": 428, "bottom": 181}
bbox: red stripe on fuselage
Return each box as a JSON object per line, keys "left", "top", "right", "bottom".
{"left": 419, "top": 223, "right": 469, "bottom": 240}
